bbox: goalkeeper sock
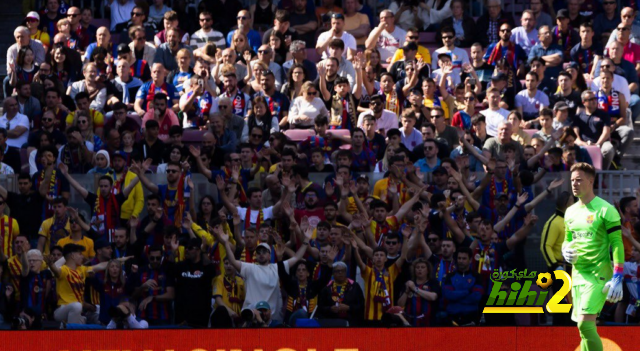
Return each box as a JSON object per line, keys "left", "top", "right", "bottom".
{"left": 577, "top": 320, "right": 603, "bottom": 351}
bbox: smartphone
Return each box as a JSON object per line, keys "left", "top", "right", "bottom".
{"left": 469, "top": 78, "right": 476, "bottom": 86}
{"left": 198, "top": 79, "right": 204, "bottom": 86}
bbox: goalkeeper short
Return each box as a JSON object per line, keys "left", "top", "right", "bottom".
{"left": 571, "top": 282, "right": 607, "bottom": 322}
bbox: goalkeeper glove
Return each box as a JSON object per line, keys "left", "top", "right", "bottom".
{"left": 602, "top": 265, "right": 624, "bottom": 303}
{"left": 561, "top": 241, "right": 577, "bottom": 264}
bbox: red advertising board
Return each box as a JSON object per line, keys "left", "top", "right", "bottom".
{"left": 0, "top": 326, "right": 637, "bottom": 351}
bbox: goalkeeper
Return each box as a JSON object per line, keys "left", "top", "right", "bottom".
{"left": 562, "top": 163, "right": 624, "bottom": 351}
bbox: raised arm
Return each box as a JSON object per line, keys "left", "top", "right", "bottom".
{"left": 214, "top": 174, "right": 237, "bottom": 215}
{"left": 130, "top": 159, "right": 159, "bottom": 194}
{"left": 524, "top": 178, "right": 564, "bottom": 212}
{"left": 285, "top": 229, "right": 311, "bottom": 267}
{"left": 395, "top": 186, "right": 426, "bottom": 222}
{"left": 449, "top": 168, "right": 480, "bottom": 211}
{"left": 494, "top": 192, "right": 529, "bottom": 233}
{"left": 58, "top": 163, "right": 89, "bottom": 199}
{"left": 528, "top": 128, "right": 564, "bottom": 168}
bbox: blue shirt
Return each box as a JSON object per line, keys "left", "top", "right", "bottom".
{"left": 226, "top": 29, "right": 262, "bottom": 52}
{"left": 135, "top": 81, "right": 180, "bottom": 111}
{"left": 253, "top": 91, "right": 291, "bottom": 122}
{"left": 528, "top": 43, "right": 564, "bottom": 79}
{"left": 414, "top": 158, "right": 441, "bottom": 173}
{"left": 83, "top": 42, "right": 118, "bottom": 62}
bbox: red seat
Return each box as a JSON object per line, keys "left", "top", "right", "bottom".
{"left": 584, "top": 145, "right": 603, "bottom": 170}
{"left": 328, "top": 129, "right": 351, "bottom": 138}
{"left": 419, "top": 32, "right": 436, "bottom": 45}
{"left": 91, "top": 19, "right": 110, "bottom": 30}
{"left": 284, "top": 129, "right": 316, "bottom": 142}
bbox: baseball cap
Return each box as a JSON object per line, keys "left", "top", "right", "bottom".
{"left": 553, "top": 101, "right": 569, "bottom": 111}
{"left": 491, "top": 72, "right": 508, "bottom": 81}
{"left": 496, "top": 192, "right": 509, "bottom": 200}
{"left": 257, "top": 243, "right": 271, "bottom": 253}
{"left": 255, "top": 301, "right": 271, "bottom": 310}
{"left": 357, "top": 174, "right": 369, "bottom": 182}
{"left": 117, "top": 43, "right": 131, "bottom": 55}
{"left": 556, "top": 9, "right": 569, "bottom": 19}
{"left": 26, "top": 11, "right": 40, "bottom": 21}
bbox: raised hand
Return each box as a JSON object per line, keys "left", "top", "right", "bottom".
{"left": 548, "top": 178, "right": 565, "bottom": 190}
{"left": 243, "top": 50, "right": 252, "bottom": 63}
{"left": 215, "top": 175, "right": 226, "bottom": 190}
{"left": 231, "top": 164, "right": 240, "bottom": 180}
{"left": 325, "top": 181, "right": 335, "bottom": 197}
{"left": 524, "top": 213, "right": 538, "bottom": 226}
{"left": 300, "top": 216, "right": 310, "bottom": 234}
{"left": 127, "top": 217, "right": 138, "bottom": 231}
{"left": 327, "top": 245, "right": 339, "bottom": 262}
{"left": 58, "top": 162, "right": 69, "bottom": 175}
{"left": 189, "top": 145, "right": 201, "bottom": 158}
{"left": 401, "top": 225, "right": 412, "bottom": 239}
{"left": 516, "top": 192, "right": 529, "bottom": 206}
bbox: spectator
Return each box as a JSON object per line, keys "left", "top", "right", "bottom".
{"left": 263, "top": 10, "right": 298, "bottom": 47}
{"left": 316, "top": 0, "right": 343, "bottom": 31}
{"left": 134, "top": 63, "right": 180, "bottom": 116}
{"left": 15, "top": 81, "right": 42, "bottom": 125}
{"left": 511, "top": 10, "right": 538, "bottom": 56}
{"left": 154, "top": 28, "right": 193, "bottom": 73}
{"left": 607, "top": 7, "right": 640, "bottom": 47}
{"left": 528, "top": 26, "right": 564, "bottom": 84}
{"left": 79, "top": 8, "right": 98, "bottom": 45}
{"left": 515, "top": 71, "right": 549, "bottom": 122}
{"left": 436, "top": 0, "right": 474, "bottom": 48}
{"left": 593, "top": 0, "right": 620, "bottom": 40}
{"left": 441, "top": 247, "right": 483, "bottom": 326}
{"left": 67, "top": 63, "right": 107, "bottom": 113}
{"left": 83, "top": 27, "right": 113, "bottom": 64}
{"left": 529, "top": 0, "right": 553, "bottom": 30}
{"left": 414, "top": 138, "right": 441, "bottom": 172}
{"left": 612, "top": 23, "right": 640, "bottom": 74}
{"left": 365, "top": 10, "right": 406, "bottom": 63}
{"left": 573, "top": 90, "right": 616, "bottom": 170}
{"left": 327, "top": 39, "right": 356, "bottom": 88}
{"left": 480, "top": 87, "right": 510, "bottom": 137}
{"left": 107, "top": 60, "right": 144, "bottom": 111}
{"left": 128, "top": 26, "right": 156, "bottom": 64}
{"left": 173, "top": 237, "right": 215, "bottom": 327}
{"left": 316, "top": 12, "right": 357, "bottom": 60}
{"left": 149, "top": 0, "right": 172, "bottom": 24}
{"left": 283, "top": 40, "right": 318, "bottom": 82}
{"left": 116, "top": 43, "right": 151, "bottom": 82}
{"left": 595, "top": 70, "right": 634, "bottom": 166}
{"left": 39, "top": 0, "right": 64, "bottom": 36}
{"left": 107, "top": 0, "right": 136, "bottom": 32}
{"left": 391, "top": 28, "right": 432, "bottom": 65}
{"left": 227, "top": 10, "right": 262, "bottom": 52}
{"left": 116, "top": 5, "right": 158, "bottom": 45}
{"left": 5, "top": 27, "right": 46, "bottom": 99}
{"left": 432, "top": 27, "right": 470, "bottom": 77}
{"left": 220, "top": 72, "right": 252, "bottom": 118}
{"left": 476, "top": 0, "right": 515, "bottom": 48}
{"left": 356, "top": 94, "right": 398, "bottom": 135}
{"left": 190, "top": 11, "right": 226, "bottom": 50}
{"left": 142, "top": 94, "right": 180, "bottom": 142}
{"left": 155, "top": 11, "right": 190, "bottom": 47}
{"left": 431, "top": 106, "right": 458, "bottom": 150}
{"left": 289, "top": 3, "right": 318, "bottom": 50}
{"left": 25, "top": 11, "right": 50, "bottom": 50}
{"left": 288, "top": 82, "right": 328, "bottom": 129}
{"left": 484, "top": 22, "right": 527, "bottom": 74}
{"left": 317, "top": 261, "right": 364, "bottom": 325}
{"left": 217, "top": 97, "right": 245, "bottom": 141}
{"left": 570, "top": 22, "right": 603, "bottom": 78}
{"left": 1, "top": 98, "right": 30, "bottom": 150}
{"left": 343, "top": 0, "right": 370, "bottom": 46}
{"left": 553, "top": 9, "right": 581, "bottom": 59}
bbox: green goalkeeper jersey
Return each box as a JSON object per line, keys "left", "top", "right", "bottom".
{"left": 564, "top": 196, "right": 624, "bottom": 285}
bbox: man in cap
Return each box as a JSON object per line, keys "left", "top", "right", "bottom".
{"left": 552, "top": 101, "right": 573, "bottom": 130}
{"left": 550, "top": 70, "right": 582, "bottom": 118}
{"left": 116, "top": 43, "right": 151, "bottom": 82}
{"left": 25, "top": 11, "right": 50, "bottom": 49}
{"left": 218, "top": 227, "right": 310, "bottom": 323}
{"left": 551, "top": 9, "right": 580, "bottom": 58}
{"left": 241, "top": 300, "right": 281, "bottom": 327}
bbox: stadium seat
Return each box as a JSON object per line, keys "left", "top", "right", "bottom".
{"left": 523, "top": 129, "right": 537, "bottom": 138}
{"left": 328, "top": 129, "right": 351, "bottom": 138}
{"left": 419, "top": 32, "right": 436, "bottom": 45}
{"left": 91, "top": 19, "right": 110, "bottom": 29}
{"left": 306, "top": 48, "right": 320, "bottom": 63}
{"left": 183, "top": 129, "right": 206, "bottom": 144}
{"left": 284, "top": 129, "right": 316, "bottom": 142}
{"left": 584, "top": 145, "right": 603, "bottom": 170}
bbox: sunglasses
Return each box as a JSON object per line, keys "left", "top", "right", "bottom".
{"left": 26, "top": 18, "right": 38, "bottom": 23}
{"left": 425, "top": 146, "right": 435, "bottom": 150}
{"left": 370, "top": 101, "right": 382, "bottom": 106}
{"left": 331, "top": 13, "right": 345, "bottom": 19}
{"left": 428, "top": 238, "right": 439, "bottom": 243}
{"left": 219, "top": 105, "right": 229, "bottom": 109}
{"left": 431, "top": 114, "right": 443, "bottom": 119}
{"left": 251, "top": 134, "right": 263, "bottom": 138}
{"left": 500, "top": 29, "right": 511, "bottom": 33}
{"left": 601, "top": 64, "right": 611, "bottom": 69}
{"left": 42, "top": 118, "right": 53, "bottom": 122}
{"left": 166, "top": 169, "right": 180, "bottom": 174}
{"left": 307, "top": 91, "right": 317, "bottom": 95}
{"left": 442, "top": 35, "right": 454, "bottom": 39}
{"left": 131, "top": 12, "right": 144, "bottom": 17}
{"left": 148, "top": 256, "right": 162, "bottom": 261}
{"left": 231, "top": 158, "right": 241, "bottom": 162}
{"left": 135, "top": 36, "right": 145, "bottom": 41}
{"left": 237, "top": 16, "right": 248, "bottom": 20}
{"left": 79, "top": 120, "right": 88, "bottom": 124}
{"left": 258, "top": 50, "right": 271, "bottom": 54}
{"left": 408, "top": 35, "right": 419, "bottom": 40}
{"left": 385, "top": 241, "right": 398, "bottom": 246}
{"left": 618, "top": 27, "right": 630, "bottom": 31}
{"left": 464, "top": 96, "right": 475, "bottom": 101}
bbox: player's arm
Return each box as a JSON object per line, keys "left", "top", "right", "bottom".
{"left": 603, "top": 205, "right": 625, "bottom": 303}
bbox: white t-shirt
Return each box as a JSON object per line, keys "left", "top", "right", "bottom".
{"left": 236, "top": 206, "right": 275, "bottom": 228}
{"left": 108, "top": 0, "right": 136, "bottom": 31}
{"left": 289, "top": 97, "right": 329, "bottom": 127}
{"left": 480, "top": 108, "right": 510, "bottom": 137}
{"left": 432, "top": 46, "right": 470, "bottom": 77}
{"left": 590, "top": 74, "right": 631, "bottom": 101}
{"left": 515, "top": 89, "right": 550, "bottom": 120}
{"left": 0, "top": 113, "right": 30, "bottom": 148}
{"left": 357, "top": 109, "right": 399, "bottom": 134}
{"left": 400, "top": 127, "right": 423, "bottom": 151}
{"left": 240, "top": 261, "right": 289, "bottom": 321}
{"left": 317, "top": 30, "right": 357, "bottom": 59}
{"left": 374, "top": 26, "right": 407, "bottom": 62}
{"left": 510, "top": 27, "right": 538, "bottom": 56}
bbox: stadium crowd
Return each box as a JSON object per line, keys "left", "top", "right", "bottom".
{"left": 1, "top": 0, "right": 640, "bottom": 330}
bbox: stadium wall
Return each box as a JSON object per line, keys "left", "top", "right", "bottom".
{"left": 0, "top": 326, "right": 636, "bottom": 351}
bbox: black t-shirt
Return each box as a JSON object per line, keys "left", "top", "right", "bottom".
{"left": 174, "top": 259, "right": 216, "bottom": 327}
{"left": 135, "top": 139, "right": 165, "bottom": 165}
{"left": 28, "top": 129, "right": 68, "bottom": 149}
{"left": 549, "top": 90, "right": 582, "bottom": 120}
{"left": 572, "top": 109, "right": 611, "bottom": 143}
{"left": 6, "top": 191, "right": 44, "bottom": 241}
{"left": 309, "top": 164, "right": 335, "bottom": 173}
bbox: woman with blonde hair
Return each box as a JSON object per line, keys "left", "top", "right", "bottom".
{"left": 364, "top": 49, "right": 384, "bottom": 79}
{"left": 167, "top": 48, "right": 194, "bottom": 94}
{"left": 67, "top": 62, "right": 107, "bottom": 112}
{"left": 75, "top": 110, "right": 104, "bottom": 152}
{"left": 230, "top": 31, "right": 254, "bottom": 65}
{"left": 289, "top": 81, "right": 328, "bottom": 129}
{"left": 99, "top": 260, "right": 127, "bottom": 325}
{"left": 245, "top": 60, "right": 269, "bottom": 96}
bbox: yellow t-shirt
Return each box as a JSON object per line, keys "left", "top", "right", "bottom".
{"left": 212, "top": 275, "right": 246, "bottom": 314}
{"left": 116, "top": 170, "right": 144, "bottom": 220}
{"left": 362, "top": 264, "right": 400, "bottom": 321}
{"left": 372, "top": 178, "right": 410, "bottom": 205}
{"left": 39, "top": 217, "right": 71, "bottom": 255}
{"left": 57, "top": 235, "right": 96, "bottom": 259}
{"left": 65, "top": 109, "right": 105, "bottom": 129}
{"left": 32, "top": 30, "right": 50, "bottom": 48}
{"left": 424, "top": 97, "right": 451, "bottom": 120}
{"left": 390, "top": 45, "right": 432, "bottom": 65}
{"left": 56, "top": 265, "right": 92, "bottom": 306}
{"left": 344, "top": 13, "right": 370, "bottom": 46}
{"left": 192, "top": 221, "right": 236, "bottom": 276}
